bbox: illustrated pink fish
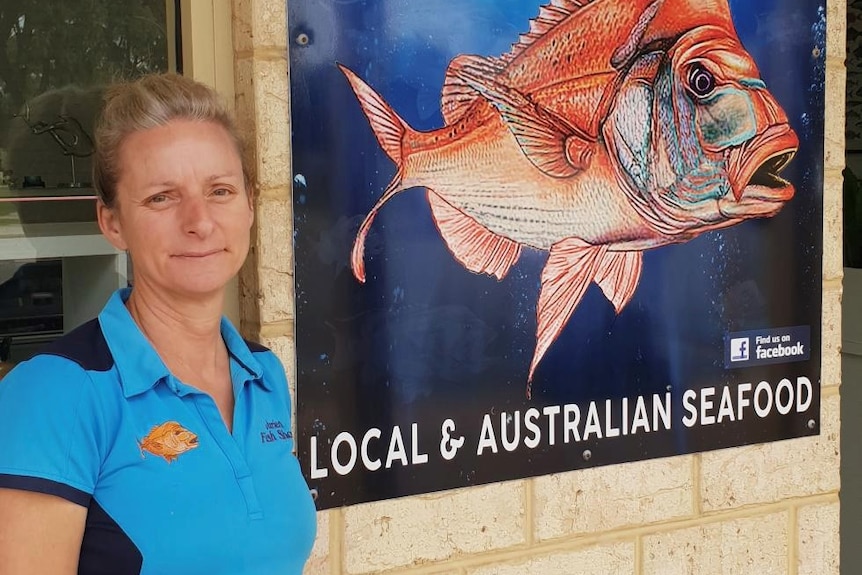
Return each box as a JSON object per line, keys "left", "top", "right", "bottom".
{"left": 341, "top": 0, "right": 798, "bottom": 397}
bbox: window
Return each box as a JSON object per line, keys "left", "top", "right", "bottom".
{"left": 0, "top": 1, "right": 178, "bottom": 369}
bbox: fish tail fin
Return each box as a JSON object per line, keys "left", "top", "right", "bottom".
{"left": 339, "top": 64, "right": 414, "bottom": 284}
{"left": 350, "top": 170, "right": 404, "bottom": 283}
{"left": 337, "top": 63, "right": 414, "bottom": 166}
{"left": 136, "top": 439, "right": 145, "bottom": 459}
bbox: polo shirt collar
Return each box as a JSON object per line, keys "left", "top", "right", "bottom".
{"left": 220, "top": 315, "right": 267, "bottom": 389}
{"left": 98, "top": 288, "right": 268, "bottom": 398}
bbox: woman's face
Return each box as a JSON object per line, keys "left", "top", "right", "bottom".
{"left": 98, "top": 119, "right": 253, "bottom": 300}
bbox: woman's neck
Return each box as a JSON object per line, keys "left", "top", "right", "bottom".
{"left": 125, "top": 281, "right": 227, "bottom": 388}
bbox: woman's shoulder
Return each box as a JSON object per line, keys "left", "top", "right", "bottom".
{"left": 38, "top": 318, "right": 115, "bottom": 373}
{"left": 1, "top": 318, "right": 117, "bottom": 399}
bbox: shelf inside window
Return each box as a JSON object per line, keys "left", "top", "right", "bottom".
{"left": 0, "top": 186, "right": 113, "bottom": 259}
{"left": 0, "top": 186, "right": 97, "bottom": 202}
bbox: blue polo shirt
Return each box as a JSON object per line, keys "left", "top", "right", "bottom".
{"left": 0, "top": 288, "right": 317, "bottom": 574}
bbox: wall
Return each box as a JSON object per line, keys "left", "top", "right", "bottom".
{"left": 230, "top": 0, "right": 845, "bottom": 572}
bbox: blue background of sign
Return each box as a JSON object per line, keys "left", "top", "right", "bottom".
{"left": 288, "top": 0, "right": 825, "bottom": 509}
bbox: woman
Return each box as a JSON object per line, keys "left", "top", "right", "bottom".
{"left": 0, "top": 74, "right": 317, "bottom": 574}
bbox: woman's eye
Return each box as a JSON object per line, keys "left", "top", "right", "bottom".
{"left": 687, "top": 64, "right": 715, "bottom": 97}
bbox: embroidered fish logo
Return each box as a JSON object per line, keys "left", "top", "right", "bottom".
{"left": 341, "top": 0, "right": 798, "bottom": 397}
{"left": 138, "top": 421, "right": 199, "bottom": 464}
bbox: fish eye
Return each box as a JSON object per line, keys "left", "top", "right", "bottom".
{"left": 687, "top": 64, "right": 715, "bottom": 97}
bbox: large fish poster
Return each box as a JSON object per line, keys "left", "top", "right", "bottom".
{"left": 288, "top": 0, "right": 825, "bottom": 509}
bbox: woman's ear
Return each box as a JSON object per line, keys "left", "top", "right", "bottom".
{"left": 96, "top": 200, "right": 128, "bottom": 251}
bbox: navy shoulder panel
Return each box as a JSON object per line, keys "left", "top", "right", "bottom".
{"left": 0, "top": 474, "right": 90, "bottom": 507}
{"left": 244, "top": 339, "right": 270, "bottom": 353}
{"left": 40, "top": 319, "right": 114, "bottom": 372}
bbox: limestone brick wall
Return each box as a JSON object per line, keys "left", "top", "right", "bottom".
{"left": 230, "top": 0, "right": 845, "bottom": 573}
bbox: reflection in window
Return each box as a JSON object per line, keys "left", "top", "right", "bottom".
{"left": 0, "top": 1, "right": 176, "bottom": 368}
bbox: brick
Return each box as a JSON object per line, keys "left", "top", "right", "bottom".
{"left": 821, "top": 286, "right": 841, "bottom": 387}
{"left": 822, "top": 171, "right": 843, "bottom": 280}
{"left": 258, "top": 265, "right": 295, "bottom": 324}
{"left": 250, "top": 58, "right": 292, "bottom": 192}
{"left": 534, "top": 457, "right": 693, "bottom": 541}
{"left": 232, "top": 0, "right": 288, "bottom": 54}
{"left": 303, "top": 509, "right": 331, "bottom": 575}
{"left": 232, "top": 57, "right": 292, "bottom": 193}
{"left": 700, "top": 394, "right": 839, "bottom": 511}
{"left": 823, "top": 64, "right": 846, "bottom": 172}
{"left": 466, "top": 542, "right": 634, "bottom": 575}
{"left": 256, "top": 197, "right": 294, "bottom": 273}
{"left": 798, "top": 502, "right": 839, "bottom": 575}
{"left": 232, "top": 57, "right": 259, "bottom": 182}
{"left": 825, "top": 0, "right": 846, "bottom": 62}
{"left": 343, "top": 483, "right": 526, "bottom": 573}
{"left": 642, "top": 512, "right": 787, "bottom": 575}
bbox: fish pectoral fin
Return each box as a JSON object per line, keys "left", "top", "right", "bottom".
{"left": 441, "top": 55, "right": 507, "bottom": 125}
{"left": 427, "top": 191, "right": 521, "bottom": 280}
{"left": 530, "top": 239, "right": 607, "bottom": 383}
{"left": 454, "top": 62, "right": 593, "bottom": 178}
{"left": 594, "top": 251, "right": 643, "bottom": 313}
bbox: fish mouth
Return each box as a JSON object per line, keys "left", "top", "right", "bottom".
{"left": 747, "top": 151, "right": 795, "bottom": 189}
{"left": 729, "top": 124, "right": 799, "bottom": 205}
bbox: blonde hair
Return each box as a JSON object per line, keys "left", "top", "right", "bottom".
{"left": 92, "top": 73, "right": 252, "bottom": 207}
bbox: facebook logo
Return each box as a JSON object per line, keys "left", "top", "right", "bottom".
{"left": 730, "top": 337, "right": 750, "bottom": 362}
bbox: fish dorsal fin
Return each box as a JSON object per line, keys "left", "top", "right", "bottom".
{"left": 501, "top": 0, "right": 597, "bottom": 65}
{"left": 529, "top": 238, "right": 606, "bottom": 389}
{"left": 441, "top": 55, "right": 507, "bottom": 125}
{"left": 594, "top": 251, "right": 643, "bottom": 313}
{"left": 426, "top": 191, "right": 521, "bottom": 280}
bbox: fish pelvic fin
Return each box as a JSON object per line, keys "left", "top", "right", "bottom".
{"left": 351, "top": 170, "right": 404, "bottom": 283}
{"left": 595, "top": 251, "right": 643, "bottom": 313}
{"left": 529, "top": 239, "right": 607, "bottom": 390}
{"left": 454, "top": 61, "right": 594, "bottom": 178}
{"left": 427, "top": 191, "right": 521, "bottom": 280}
{"left": 338, "top": 63, "right": 413, "bottom": 166}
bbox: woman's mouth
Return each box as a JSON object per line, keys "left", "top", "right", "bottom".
{"left": 174, "top": 249, "right": 224, "bottom": 258}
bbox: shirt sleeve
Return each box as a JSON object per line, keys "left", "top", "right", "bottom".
{"left": 0, "top": 354, "right": 105, "bottom": 507}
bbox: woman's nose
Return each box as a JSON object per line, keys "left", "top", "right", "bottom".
{"left": 180, "top": 195, "right": 215, "bottom": 237}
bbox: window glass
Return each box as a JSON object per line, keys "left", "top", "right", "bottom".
{"left": 0, "top": 1, "right": 175, "bottom": 369}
